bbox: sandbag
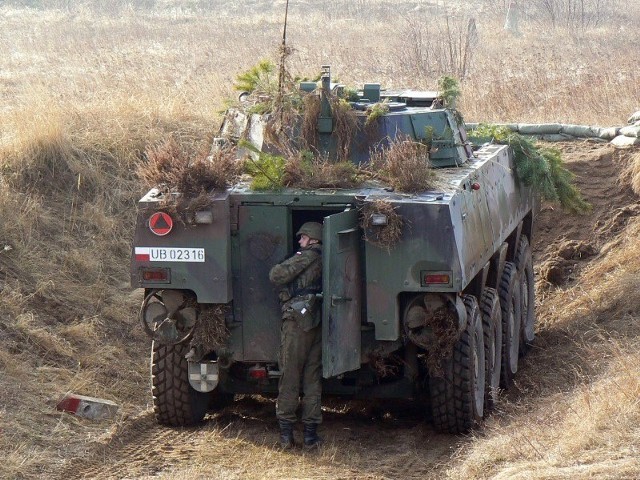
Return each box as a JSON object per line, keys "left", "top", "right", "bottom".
{"left": 628, "top": 111, "right": 640, "bottom": 124}
{"left": 599, "top": 127, "right": 620, "bottom": 140}
{"left": 561, "top": 124, "right": 601, "bottom": 138}
{"left": 619, "top": 125, "right": 640, "bottom": 138}
{"left": 611, "top": 135, "right": 640, "bottom": 147}
{"left": 518, "top": 123, "right": 562, "bottom": 135}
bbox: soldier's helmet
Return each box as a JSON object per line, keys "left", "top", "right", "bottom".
{"left": 296, "top": 222, "right": 323, "bottom": 242}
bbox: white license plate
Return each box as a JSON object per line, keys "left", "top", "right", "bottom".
{"left": 135, "top": 247, "right": 205, "bottom": 263}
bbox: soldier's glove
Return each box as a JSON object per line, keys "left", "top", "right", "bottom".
{"left": 278, "top": 289, "right": 292, "bottom": 303}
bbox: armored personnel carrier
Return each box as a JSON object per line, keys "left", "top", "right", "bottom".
{"left": 131, "top": 66, "right": 536, "bottom": 433}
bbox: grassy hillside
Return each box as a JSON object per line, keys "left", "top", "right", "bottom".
{"left": 1, "top": 1, "right": 639, "bottom": 478}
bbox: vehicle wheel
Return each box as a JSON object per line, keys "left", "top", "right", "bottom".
{"left": 151, "top": 340, "right": 211, "bottom": 426}
{"left": 480, "top": 287, "right": 502, "bottom": 410}
{"left": 499, "top": 261, "right": 521, "bottom": 388}
{"left": 429, "top": 295, "right": 485, "bottom": 433}
{"left": 515, "top": 235, "right": 535, "bottom": 354}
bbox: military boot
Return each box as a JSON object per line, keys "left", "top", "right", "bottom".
{"left": 278, "top": 419, "right": 295, "bottom": 449}
{"left": 303, "top": 423, "right": 322, "bottom": 449}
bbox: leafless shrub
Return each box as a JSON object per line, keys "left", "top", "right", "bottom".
{"left": 532, "top": 0, "right": 621, "bottom": 30}
{"left": 400, "top": 13, "right": 478, "bottom": 79}
{"left": 484, "top": 0, "right": 623, "bottom": 30}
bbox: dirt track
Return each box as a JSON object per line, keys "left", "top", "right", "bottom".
{"left": 59, "top": 397, "right": 460, "bottom": 479}
{"left": 54, "top": 142, "right": 638, "bottom": 480}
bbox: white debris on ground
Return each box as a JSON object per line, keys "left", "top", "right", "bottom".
{"left": 56, "top": 393, "right": 119, "bottom": 420}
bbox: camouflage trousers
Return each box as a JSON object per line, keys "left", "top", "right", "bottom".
{"left": 276, "top": 318, "right": 322, "bottom": 424}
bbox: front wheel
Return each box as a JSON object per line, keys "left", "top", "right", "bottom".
{"left": 151, "top": 340, "right": 211, "bottom": 426}
{"left": 430, "top": 294, "right": 485, "bottom": 433}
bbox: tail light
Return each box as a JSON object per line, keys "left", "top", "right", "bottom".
{"left": 248, "top": 365, "right": 268, "bottom": 380}
{"left": 421, "top": 271, "right": 453, "bottom": 287}
{"left": 140, "top": 268, "right": 170, "bottom": 283}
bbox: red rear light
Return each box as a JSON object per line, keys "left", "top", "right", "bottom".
{"left": 248, "top": 365, "right": 268, "bottom": 379}
{"left": 141, "top": 268, "right": 170, "bottom": 283}
{"left": 425, "top": 274, "right": 450, "bottom": 284}
{"left": 421, "top": 272, "right": 452, "bottom": 286}
{"left": 425, "top": 274, "right": 449, "bottom": 284}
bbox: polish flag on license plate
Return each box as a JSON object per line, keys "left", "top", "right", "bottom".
{"left": 135, "top": 247, "right": 150, "bottom": 262}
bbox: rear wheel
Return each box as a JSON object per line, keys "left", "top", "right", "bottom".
{"left": 430, "top": 295, "right": 485, "bottom": 433}
{"left": 480, "top": 287, "right": 502, "bottom": 410}
{"left": 151, "top": 340, "right": 211, "bottom": 426}
{"left": 499, "top": 261, "right": 521, "bottom": 388}
{"left": 515, "top": 235, "right": 535, "bottom": 354}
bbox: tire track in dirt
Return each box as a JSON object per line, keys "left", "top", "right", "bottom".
{"left": 56, "top": 412, "right": 207, "bottom": 479}
{"left": 56, "top": 397, "right": 460, "bottom": 480}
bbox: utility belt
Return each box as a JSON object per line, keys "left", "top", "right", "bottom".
{"left": 291, "top": 286, "right": 322, "bottom": 297}
{"left": 282, "top": 293, "right": 322, "bottom": 331}
{"left": 279, "top": 285, "right": 321, "bottom": 303}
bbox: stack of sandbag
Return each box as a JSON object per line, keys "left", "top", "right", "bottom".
{"left": 464, "top": 122, "right": 614, "bottom": 142}
{"left": 465, "top": 115, "right": 640, "bottom": 147}
{"left": 611, "top": 111, "right": 640, "bottom": 147}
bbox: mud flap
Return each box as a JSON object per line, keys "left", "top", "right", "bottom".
{"left": 188, "top": 361, "right": 219, "bottom": 393}
{"left": 322, "top": 209, "right": 362, "bottom": 378}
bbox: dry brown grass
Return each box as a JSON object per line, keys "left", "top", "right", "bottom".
{"left": 283, "top": 153, "right": 363, "bottom": 190}
{"left": 360, "top": 199, "right": 404, "bottom": 250}
{"left": 446, "top": 217, "right": 640, "bottom": 477}
{"left": 623, "top": 150, "right": 640, "bottom": 195}
{"left": 138, "top": 137, "right": 241, "bottom": 216}
{"left": 192, "top": 304, "right": 231, "bottom": 352}
{"left": 1, "top": 1, "right": 640, "bottom": 479}
{"left": 370, "top": 137, "right": 435, "bottom": 193}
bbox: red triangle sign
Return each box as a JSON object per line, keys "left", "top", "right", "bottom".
{"left": 149, "top": 212, "right": 173, "bottom": 236}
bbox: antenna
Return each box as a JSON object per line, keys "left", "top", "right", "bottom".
{"left": 276, "top": 0, "right": 290, "bottom": 107}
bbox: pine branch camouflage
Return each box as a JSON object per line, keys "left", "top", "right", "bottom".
{"left": 469, "top": 124, "right": 591, "bottom": 214}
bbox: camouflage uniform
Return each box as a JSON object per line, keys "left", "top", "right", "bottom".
{"left": 269, "top": 242, "right": 323, "bottom": 425}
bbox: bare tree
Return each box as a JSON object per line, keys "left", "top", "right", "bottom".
{"left": 533, "top": 0, "right": 620, "bottom": 30}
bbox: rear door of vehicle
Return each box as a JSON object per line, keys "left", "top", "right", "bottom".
{"left": 322, "top": 209, "right": 362, "bottom": 378}
{"left": 237, "top": 205, "right": 290, "bottom": 362}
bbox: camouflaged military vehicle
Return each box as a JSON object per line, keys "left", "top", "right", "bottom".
{"left": 131, "top": 66, "right": 537, "bottom": 434}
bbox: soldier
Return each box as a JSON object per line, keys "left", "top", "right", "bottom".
{"left": 269, "top": 222, "right": 323, "bottom": 449}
